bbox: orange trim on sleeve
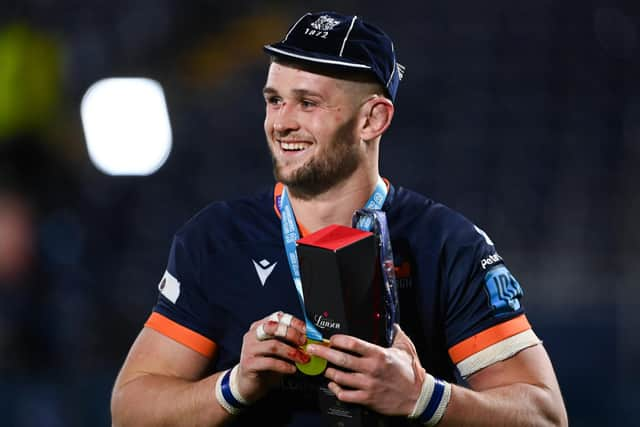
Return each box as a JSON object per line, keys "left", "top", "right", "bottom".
{"left": 448, "top": 314, "right": 531, "bottom": 364}
{"left": 145, "top": 312, "right": 217, "bottom": 358}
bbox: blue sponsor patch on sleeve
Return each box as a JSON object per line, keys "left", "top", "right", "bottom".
{"left": 484, "top": 265, "right": 523, "bottom": 315}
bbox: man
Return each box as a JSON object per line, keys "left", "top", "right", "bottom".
{"left": 111, "top": 11, "right": 567, "bottom": 427}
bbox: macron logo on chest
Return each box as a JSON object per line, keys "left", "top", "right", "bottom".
{"left": 252, "top": 259, "right": 278, "bottom": 286}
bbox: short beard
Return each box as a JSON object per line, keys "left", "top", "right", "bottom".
{"left": 271, "top": 118, "right": 361, "bottom": 200}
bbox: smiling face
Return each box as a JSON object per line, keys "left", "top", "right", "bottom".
{"left": 263, "top": 61, "right": 374, "bottom": 198}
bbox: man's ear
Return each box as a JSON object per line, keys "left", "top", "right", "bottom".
{"left": 360, "top": 96, "right": 394, "bottom": 142}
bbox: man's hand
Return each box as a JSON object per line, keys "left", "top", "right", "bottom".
{"left": 235, "top": 311, "right": 310, "bottom": 402}
{"left": 306, "top": 324, "right": 424, "bottom": 416}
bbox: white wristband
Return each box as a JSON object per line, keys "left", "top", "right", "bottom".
{"left": 215, "top": 365, "right": 249, "bottom": 415}
{"left": 229, "top": 365, "right": 250, "bottom": 405}
{"left": 410, "top": 374, "right": 435, "bottom": 418}
{"left": 408, "top": 373, "right": 451, "bottom": 426}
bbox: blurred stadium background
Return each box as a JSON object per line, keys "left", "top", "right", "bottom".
{"left": 0, "top": 0, "right": 638, "bottom": 425}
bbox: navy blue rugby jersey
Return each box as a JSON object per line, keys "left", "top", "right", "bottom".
{"left": 146, "top": 181, "right": 540, "bottom": 426}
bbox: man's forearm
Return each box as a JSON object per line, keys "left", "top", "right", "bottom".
{"left": 111, "top": 372, "right": 230, "bottom": 427}
{"left": 439, "top": 382, "right": 567, "bottom": 427}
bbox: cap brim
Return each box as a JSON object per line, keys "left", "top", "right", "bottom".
{"left": 264, "top": 44, "right": 372, "bottom": 71}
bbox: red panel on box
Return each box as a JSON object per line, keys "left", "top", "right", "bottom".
{"left": 297, "top": 224, "right": 372, "bottom": 251}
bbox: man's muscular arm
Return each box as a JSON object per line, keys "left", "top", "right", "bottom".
{"left": 439, "top": 344, "right": 567, "bottom": 427}
{"left": 111, "top": 313, "right": 309, "bottom": 427}
{"left": 111, "top": 328, "right": 228, "bottom": 427}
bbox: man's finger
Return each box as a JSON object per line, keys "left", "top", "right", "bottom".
{"left": 261, "top": 320, "right": 306, "bottom": 346}
{"left": 306, "top": 343, "right": 359, "bottom": 371}
{"left": 256, "top": 323, "right": 273, "bottom": 341}
{"left": 327, "top": 382, "right": 368, "bottom": 404}
{"left": 324, "top": 367, "right": 368, "bottom": 389}
{"left": 391, "top": 324, "right": 418, "bottom": 355}
{"left": 243, "top": 352, "right": 298, "bottom": 375}
{"left": 264, "top": 311, "right": 306, "bottom": 335}
{"left": 253, "top": 338, "right": 310, "bottom": 364}
{"left": 326, "top": 334, "right": 376, "bottom": 356}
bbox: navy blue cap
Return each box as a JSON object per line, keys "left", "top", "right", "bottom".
{"left": 264, "top": 11, "right": 405, "bottom": 101}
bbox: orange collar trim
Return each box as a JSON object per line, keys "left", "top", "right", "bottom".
{"left": 273, "top": 182, "right": 310, "bottom": 237}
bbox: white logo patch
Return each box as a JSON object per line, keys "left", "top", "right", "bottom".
{"left": 474, "top": 225, "right": 494, "bottom": 246}
{"left": 480, "top": 253, "right": 503, "bottom": 270}
{"left": 310, "top": 15, "right": 341, "bottom": 31}
{"left": 397, "top": 63, "right": 406, "bottom": 81}
{"left": 252, "top": 259, "right": 277, "bottom": 286}
{"left": 158, "top": 270, "right": 180, "bottom": 304}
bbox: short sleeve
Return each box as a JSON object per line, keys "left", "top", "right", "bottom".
{"left": 144, "top": 233, "right": 217, "bottom": 358}
{"left": 443, "top": 222, "right": 540, "bottom": 378}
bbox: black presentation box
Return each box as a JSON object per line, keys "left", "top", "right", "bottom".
{"left": 296, "top": 224, "right": 385, "bottom": 344}
{"left": 297, "top": 224, "right": 389, "bottom": 427}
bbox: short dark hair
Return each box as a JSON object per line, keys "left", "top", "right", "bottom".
{"left": 269, "top": 55, "right": 387, "bottom": 98}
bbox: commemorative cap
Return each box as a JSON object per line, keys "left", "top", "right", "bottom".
{"left": 264, "top": 11, "right": 405, "bottom": 101}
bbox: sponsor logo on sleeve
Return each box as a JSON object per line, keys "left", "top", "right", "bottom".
{"left": 158, "top": 270, "right": 181, "bottom": 304}
{"left": 480, "top": 253, "right": 503, "bottom": 270}
{"left": 484, "top": 265, "right": 523, "bottom": 315}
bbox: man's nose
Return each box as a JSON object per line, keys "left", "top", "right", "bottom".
{"left": 273, "top": 103, "right": 299, "bottom": 133}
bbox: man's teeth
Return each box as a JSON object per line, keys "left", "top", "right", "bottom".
{"left": 281, "top": 142, "right": 308, "bottom": 151}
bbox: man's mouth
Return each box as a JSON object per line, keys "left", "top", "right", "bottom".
{"left": 279, "top": 140, "right": 311, "bottom": 152}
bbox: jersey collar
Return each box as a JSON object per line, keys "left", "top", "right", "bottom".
{"left": 272, "top": 178, "right": 392, "bottom": 237}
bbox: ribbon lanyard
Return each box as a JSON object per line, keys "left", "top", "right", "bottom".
{"left": 351, "top": 208, "right": 400, "bottom": 346}
{"left": 279, "top": 177, "right": 388, "bottom": 341}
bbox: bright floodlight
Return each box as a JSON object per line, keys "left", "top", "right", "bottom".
{"left": 81, "top": 78, "right": 172, "bottom": 176}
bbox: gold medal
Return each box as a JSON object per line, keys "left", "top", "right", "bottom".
{"left": 296, "top": 338, "right": 330, "bottom": 376}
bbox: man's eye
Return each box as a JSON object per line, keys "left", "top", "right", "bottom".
{"left": 301, "top": 100, "right": 316, "bottom": 108}
{"left": 266, "top": 96, "right": 282, "bottom": 105}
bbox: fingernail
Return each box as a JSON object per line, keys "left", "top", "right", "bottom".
{"left": 298, "top": 351, "right": 310, "bottom": 363}
{"left": 306, "top": 344, "right": 317, "bottom": 354}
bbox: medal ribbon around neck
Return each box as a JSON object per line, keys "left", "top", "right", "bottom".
{"left": 351, "top": 208, "right": 400, "bottom": 346}
{"left": 279, "top": 176, "right": 388, "bottom": 341}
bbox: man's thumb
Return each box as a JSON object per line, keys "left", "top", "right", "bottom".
{"left": 391, "top": 323, "right": 418, "bottom": 357}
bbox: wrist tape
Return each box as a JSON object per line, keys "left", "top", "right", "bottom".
{"left": 408, "top": 374, "right": 452, "bottom": 426}
{"left": 215, "top": 365, "right": 249, "bottom": 415}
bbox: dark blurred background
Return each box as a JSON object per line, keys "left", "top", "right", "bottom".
{"left": 0, "top": 0, "right": 637, "bottom": 425}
